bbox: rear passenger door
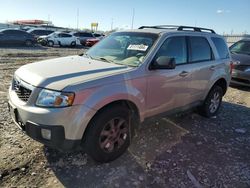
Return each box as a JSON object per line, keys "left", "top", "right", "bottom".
{"left": 187, "top": 36, "right": 217, "bottom": 102}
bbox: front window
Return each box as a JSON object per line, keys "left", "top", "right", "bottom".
{"left": 86, "top": 32, "right": 158, "bottom": 67}
{"left": 230, "top": 41, "right": 250, "bottom": 55}
{"left": 154, "top": 36, "right": 187, "bottom": 65}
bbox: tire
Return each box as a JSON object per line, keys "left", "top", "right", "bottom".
{"left": 85, "top": 105, "right": 131, "bottom": 163}
{"left": 40, "top": 40, "right": 47, "bottom": 46}
{"left": 48, "top": 40, "right": 54, "bottom": 47}
{"left": 199, "top": 85, "right": 223, "bottom": 117}
{"left": 25, "top": 40, "right": 33, "bottom": 47}
{"left": 70, "top": 41, "right": 76, "bottom": 47}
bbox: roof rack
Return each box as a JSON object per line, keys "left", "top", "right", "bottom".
{"left": 138, "top": 25, "right": 216, "bottom": 34}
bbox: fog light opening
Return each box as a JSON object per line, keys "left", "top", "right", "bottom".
{"left": 41, "top": 129, "right": 51, "bottom": 140}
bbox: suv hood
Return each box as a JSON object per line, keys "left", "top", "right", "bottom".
{"left": 15, "top": 55, "right": 133, "bottom": 90}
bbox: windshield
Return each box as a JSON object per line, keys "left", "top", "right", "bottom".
{"left": 230, "top": 40, "right": 250, "bottom": 55}
{"left": 86, "top": 32, "right": 158, "bottom": 67}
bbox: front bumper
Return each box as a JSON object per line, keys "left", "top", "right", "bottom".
{"left": 231, "top": 69, "right": 250, "bottom": 86}
{"left": 8, "top": 87, "right": 96, "bottom": 151}
{"left": 26, "top": 121, "right": 81, "bottom": 151}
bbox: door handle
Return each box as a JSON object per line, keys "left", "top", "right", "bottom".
{"left": 179, "top": 71, "right": 189, "bottom": 77}
{"left": 210, "top": 65, "right": 216, "bottom": 70}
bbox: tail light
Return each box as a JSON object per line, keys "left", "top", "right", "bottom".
{"left": 230, "top": 60, "right": 240, "bottom": 74}
{"left": 230, "top": 61, "right": 234, "bottom": 74}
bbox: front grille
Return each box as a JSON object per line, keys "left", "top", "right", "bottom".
{"left": 13, "top": 79, "right": 32, "bottom": 102}
{"left": 234, "top": 65, "right": 249, "bottom": 71}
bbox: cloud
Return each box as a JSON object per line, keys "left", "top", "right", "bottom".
{"left": 216, "top": 9, "right": 231, "bottom": 14}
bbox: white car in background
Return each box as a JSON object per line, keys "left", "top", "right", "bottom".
{"left": 38, "top": 32, "right": 80, "bottom": 47}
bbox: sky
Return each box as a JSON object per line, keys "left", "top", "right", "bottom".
{"left": 0, "top": 0, "right": 249, "bottom": 34}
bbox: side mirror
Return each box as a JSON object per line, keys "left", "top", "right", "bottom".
{"left": 150, "top": 56, "right": 176, "bottom": 70}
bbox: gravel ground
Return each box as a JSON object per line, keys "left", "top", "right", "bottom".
{"left": 0, "top": 47, "right": 249, "bottom": 188}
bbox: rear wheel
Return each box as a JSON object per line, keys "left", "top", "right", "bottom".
{"left": 85, "top": 105, "right": 131, "bottom": 163}
{"left": 199, "top": 85, "right": 223, "bottom": 117}
{"left": 70, "top": 41, "right": 76, "bottom": 47}
{"left": 48, "top": 40, "right": 54, "bottom": 47}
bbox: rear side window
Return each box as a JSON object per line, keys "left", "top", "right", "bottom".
{"left": 79, "top": 33, "right": 93, "bottom": 37}
{"left": 60, "top": 33, "right": 72, "bottom": 37}
{"left": 211, "top": 37, "right": 229, "bottom": 59}
{"left": 189, "top": 37, "right": 213, "bottom": 62}
{"left": 3, "top": 30, "right": 26, "bottom": 36}
{"left": 230, "top": 41, "right": 250, "bottom": 55}
{"left": 155, "top": 36, "right": 187, "bottom": 65}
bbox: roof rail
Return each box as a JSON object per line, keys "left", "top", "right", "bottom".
{"left": 138, "top": 25, "right": 216, "bottom": 34}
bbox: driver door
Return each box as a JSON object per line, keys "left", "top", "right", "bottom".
{"left": 146, "top": 36, "right": 192, "bottom": 117}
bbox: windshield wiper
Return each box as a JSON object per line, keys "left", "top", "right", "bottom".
{"left": 96, "top": 57, "right": 114, "bottom": 63}
{"left": 80, "top": 53, "right": 93, "bottom": 59}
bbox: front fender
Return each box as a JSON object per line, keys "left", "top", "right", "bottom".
{"left": 74, "top": 80, "right": 147, "bottom": 122}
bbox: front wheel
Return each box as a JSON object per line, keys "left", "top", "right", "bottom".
{"left": 199, "top": 85, "right": 223, "bottom": 117}
{"left": 85, "top": 105, "right": 131, "bottom": 163}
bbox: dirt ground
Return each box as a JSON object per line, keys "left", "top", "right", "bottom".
{"left": 0, "top": 47, "right": 249, "bottom": 188}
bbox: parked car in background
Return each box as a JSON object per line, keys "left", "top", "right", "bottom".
{"left": 93, "top": 33, "right": 105, "bottom": 39}
{"left": 37, "top": 32, "right": 80, "bottom": 47}
{"left": 8, "top": 25, "right": 231, "bottom": 162}
{"left": 70, "top": 31, "right": 95, "bottom": 45}
{"left": 0, "top": 29, "right": 36, "bottom": 47}
{"left": 230, "top": 39, "right": 250, "bottom": 87}
{"left": 85, "top": 38, "right": 100, "bottom": 47}
{"left": 27, "top": 28, "right": 54, "bottom": 39}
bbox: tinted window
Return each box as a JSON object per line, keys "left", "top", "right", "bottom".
{"left": 189, "top": 37, "right": 213, "bottom": 62}
{"left": 94, "top": 33, "right": 101, "bottom": 37}
{"left": 230, "top": 41, "right": 250, "bottom": 55}
{"left": 46, "top": 30, "right": 54, "bottom": 35}
{"left": 60, "top": 33, "right": 72, "bottom": 37}
{"left": 155, "top": 36, "right": 187, "bottom": 64}
{"left": 212, "top": 37, "right": 229, "bottom": 59}
{"left": 32, "top": 30, "right": 53, "bottom": 36}
{"left": 79, "top": 33, "right": 93, "bottom": 37}
{"left": 3, "top": 30, "right": 26, "bottom": 35}
{"left": 73, "top": 33, "right": 79, "bottom": 37}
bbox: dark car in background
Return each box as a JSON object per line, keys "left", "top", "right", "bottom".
{"left": 27, "top": 29, "right": 54, "bottom": 39}
{"left": 70, "top": 31, "right": 95, "bottom": 45}
{"left": 230, "top": 39, "right": 250, "bottom": 87}
{"left": 0, "top": 29, "right": 36, "bottom": 47}
{"left": 93, "top": 33, "right": 105, "bottom": 39}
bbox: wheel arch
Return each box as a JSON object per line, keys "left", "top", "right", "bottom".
{"left": 81, "top": 99, "right": 140, "bottom": 142}
{"left": 212, "top": 78, "right": 228, "bottom": 95}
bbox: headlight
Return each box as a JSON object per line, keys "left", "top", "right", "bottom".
{"left": 36, "top": 89, "right": 75, "bottom": 107}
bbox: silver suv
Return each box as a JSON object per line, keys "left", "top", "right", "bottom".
{"left": 8, "top": 25, "right": 232, "bottom": 162}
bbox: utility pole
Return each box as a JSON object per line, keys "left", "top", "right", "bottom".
{"left": 131, "top": 8, "right": 135, "bottom": 29}
{"left": 76, "top": 8, "right": 79, "bottom": 30}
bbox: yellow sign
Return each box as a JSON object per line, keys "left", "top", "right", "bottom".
{"left": 91, "top": 23, "right": 98, "bottom": 27}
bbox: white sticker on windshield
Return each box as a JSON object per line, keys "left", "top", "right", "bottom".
{"left": 127, "top": 44, "right": 148, "bottom": 51}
